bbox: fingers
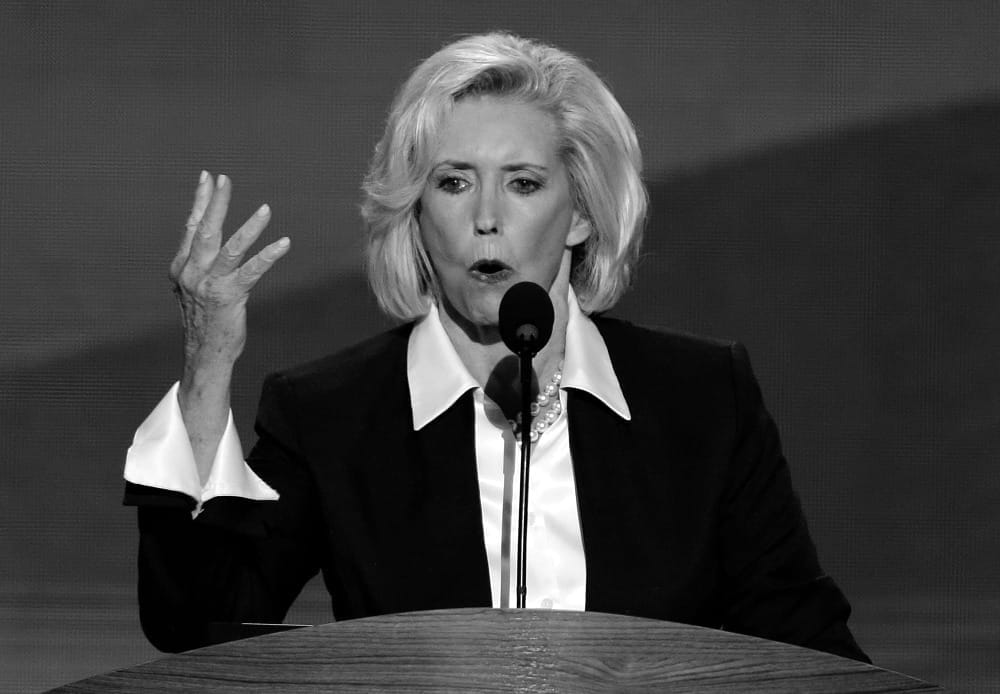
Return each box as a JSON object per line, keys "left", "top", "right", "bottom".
{"left": 170, "top": 172, "right": 289, "bottom": 292}
{"left": 171, "top": 171, "right": 213, "bottom": 279}
{"left": 188, "top": 174, "right": 231, "bottom": 270}
{"left": 211, "top": 203, "right": 272, "bottom": 275}
{"left": 236, "top": 236, "right": 291, "bottom": 289}
{"left": 188, "top": 170, "right": 212, "bottom": 228}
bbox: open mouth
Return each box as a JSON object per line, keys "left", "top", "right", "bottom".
{"left": 469, "top": 259, "right": 513, "bottom": 282}
{"left": 469, "top": 258, "right": 514, "bottom": 282}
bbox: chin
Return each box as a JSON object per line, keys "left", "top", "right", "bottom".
{"left": 451, "top": 291, "right": 503, "bottom": 330}
{"left": 466, "top": 301, "right": 501, "bottom": 328}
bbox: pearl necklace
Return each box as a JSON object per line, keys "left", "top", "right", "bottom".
{"left": 509, "top": 362, "right": 564, "bottom": 444}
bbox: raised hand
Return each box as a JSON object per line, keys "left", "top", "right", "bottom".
{"left": 172, "top": 172, "right": 289, "bottom": 370}
{"left": 170, "top": 172, "right": 290, "bottom": 477}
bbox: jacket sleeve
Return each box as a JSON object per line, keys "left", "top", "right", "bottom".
{"left": 126, "top": 372, "right": 325, "bottom": 653}
{"left": 718, "top": 343, "right": 870, "bottom": 662}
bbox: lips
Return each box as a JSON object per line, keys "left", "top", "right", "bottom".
{"left": 469, "top": 259, "right": 513, "bottom": 283}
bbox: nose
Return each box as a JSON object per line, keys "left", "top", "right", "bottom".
{"left": 474, "top": 185, "right": 500, "bottom": 235}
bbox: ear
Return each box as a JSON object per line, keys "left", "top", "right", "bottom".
{"left": 566, "top": 210, "right": 592, "bottom": 246}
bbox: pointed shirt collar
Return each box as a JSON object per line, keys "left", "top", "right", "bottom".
{"left": 407, "top": 289, "right": 631, "bottom": 431}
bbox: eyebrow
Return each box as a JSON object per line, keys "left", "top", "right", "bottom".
{"left": 432, "top": 159, "right": 550, "bottom": 172}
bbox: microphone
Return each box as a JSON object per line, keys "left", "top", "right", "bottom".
{"left": 499, "top": 281, "right": 554, "bottom": 357}
{"left": 498, "top": 281, "right": 554, "bottom": 609}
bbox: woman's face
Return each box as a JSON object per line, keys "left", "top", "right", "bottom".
{"left": 418, "top": 95, "right": 590, "bottom": 330}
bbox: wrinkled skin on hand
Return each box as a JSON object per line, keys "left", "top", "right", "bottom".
{"left": 171, "top": 172, "right": 290, "bottom": 371}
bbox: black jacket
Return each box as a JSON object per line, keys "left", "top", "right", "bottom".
{"left": 127, "top": 316, "right": 868, "bottom": 661}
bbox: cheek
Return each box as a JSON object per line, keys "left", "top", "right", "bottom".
{"left": 418, "top": 207, "right": 464, "bottom": 266}
{"left": 529, "top": 205, "right": 576, "bottom": 256}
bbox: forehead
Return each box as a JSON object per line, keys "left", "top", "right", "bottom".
{"left": 430, "top": 95, "right": 561, "bottom": 164}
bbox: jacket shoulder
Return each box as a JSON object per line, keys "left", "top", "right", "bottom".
{"left": 591, "top": 315, "right": 752, "bottom": 421}
{"left": 266, "top": 323, "right": 413, "bottom": 404}
{"left": 593, "top": 315, "right": 737, "bottom": 371}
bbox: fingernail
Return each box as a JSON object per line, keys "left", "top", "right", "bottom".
{"left": 276, "top": 237, "right": 289, "bottom": 248}
{"left": 217, "top": 174, "right": 227, "bottom": 187}
{"left": 256, "top": 203, "right": 270, "bottom": 217}
{"left": 199, "top": 170, "right": 208, "bottom": 184}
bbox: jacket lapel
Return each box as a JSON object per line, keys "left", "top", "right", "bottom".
{"left": 569, "top": 317, "right": 677, "bottom": 618}
{"left": 411, "top": 391, "right": 493, "bottom": 608}
{"left": 568, "top": 387, "right": 644, "bottom": 614}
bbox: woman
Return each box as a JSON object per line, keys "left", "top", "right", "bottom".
{"left": 125, "top": 32, "right": 868, "bottom": 661}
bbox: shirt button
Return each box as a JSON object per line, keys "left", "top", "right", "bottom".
{"left": 541, "top": 598, "right": 553, "bottom": 609}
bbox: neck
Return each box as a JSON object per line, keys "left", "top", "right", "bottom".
{"left": 438, "top": 269, "right": 572, "bottom": 420}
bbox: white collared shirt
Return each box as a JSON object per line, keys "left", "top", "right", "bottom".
{"left": 408, "top": 291, "right": 630, "bottom": 609}
{"left": 124, "top": 290, "right": 630, "bottom": 610}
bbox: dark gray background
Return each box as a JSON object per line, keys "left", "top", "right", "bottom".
{"left": 2, "top": 2, "right": 998, "bottom": 691}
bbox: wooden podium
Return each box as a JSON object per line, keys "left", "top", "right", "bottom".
{"left": 50, "top": 608, "right": 941, "bottom": 692}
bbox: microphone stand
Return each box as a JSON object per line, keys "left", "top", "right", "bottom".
{"left": 498, "top": 280, "right": 554, "bottom": 610}
{"left": 515, "top": 348, "right": 533, "bottom": 609}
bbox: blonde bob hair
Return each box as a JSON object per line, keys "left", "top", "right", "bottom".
{"left": 362, "top": 32, "right": 646, "bottom": 319}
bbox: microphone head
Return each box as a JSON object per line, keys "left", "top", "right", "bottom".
{"left": 498, "top": 281, "right": 555, "bottom": 357}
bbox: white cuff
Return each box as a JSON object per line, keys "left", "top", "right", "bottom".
{"left": 124, "top": 382, "right": 279, "bottom": 516}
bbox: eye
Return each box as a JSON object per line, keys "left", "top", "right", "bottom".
{"left": 510, "top": 177, "right": 543, "bottom": 195}
{"left": 436, "top": 175, "right": 470, "bottom": 194}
